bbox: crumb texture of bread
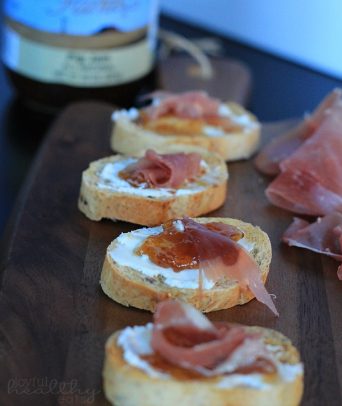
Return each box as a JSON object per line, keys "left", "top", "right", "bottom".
{"left": 78, "top": 149, "right": 228, "bottom": 226}
{"left": 111, "top": 102, "right": 261, "bottom": 162}
{"left": 100, "top": 217, "right": 272, "bottom": 313}
{"left": 103, "top": 327, "right": 303, "bottom": 406}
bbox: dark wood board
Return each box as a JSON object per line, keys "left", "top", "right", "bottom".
{"left": 1, "top": 102, "right": 341, "bottom": 406}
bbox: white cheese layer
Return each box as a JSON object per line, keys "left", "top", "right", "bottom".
{"left": 109, "top": 224, "right": 254, "bottom": 289}
{"left": 117, "top": 323, "right": 167, "bottom": 379}
{"left": 96, "top": 157, "right": 224, "bottom": 197}
{"left": 117, "top": 324, "right": 303, "bottom": 389}
{"left": 112, "top": 107, "right": 139, "bottom": 121}
{"left": 203, "top": 126, "right": 226, "bottom": 137}
{"left": 218, "top": 104, "right": 258, "bottom": 130}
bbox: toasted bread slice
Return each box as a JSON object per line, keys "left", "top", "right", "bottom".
{"left": 100, "top": 217, "right": 272, "bottom": 312}
{"left": 103, "top": 324, "right": 303, "bottom": 406}
{"left": 78, "top": 148, "right": 228, "bottom": 226}
{"left": 111, "top": 102, "right": 260, "bottom": 161}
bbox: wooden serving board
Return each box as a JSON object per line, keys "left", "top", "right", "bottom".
{"left": 0, "top": 103, "right": 341, "bottom": 406}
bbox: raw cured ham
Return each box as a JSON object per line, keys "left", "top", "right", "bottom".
{"left": 183, "top": 219, "right": 278, "bottom": 315}
{"left": 120, "top": 149, "right": 201, "bottom": 188}
{"left": 265, "top": 99, "right": 342, "bottom": 216}
{"left": 138, "top": 218, "right": 278, "bottom": 316}
{"left": 181, "top": 219, "right": 278, "bottom": 316}
{"left": 255, "top": 88, "right": 342, "bottom": 176}
{"left": 257, "top": 89, "right": 342, "bottom": 278}
{"left": 142, "top": 91, "right": 221, "bottom": 120}
{"left": 151, "top": 300, "right": 276, "bottom": 374}
{"left": 283, "top": 212, "right": 342, "bottom": 278}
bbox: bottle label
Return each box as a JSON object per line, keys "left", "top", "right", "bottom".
{"left": 4, "top": 0, "right": 157, "bottom": 35}
{"left": 2, "top": 25, "right": 154, "bottom": 87}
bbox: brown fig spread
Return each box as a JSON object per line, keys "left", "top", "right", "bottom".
{"left": 136, "top": 219, "right": 244, "bottom": 272}
{"left": 138, "top": 113, "right": 241, "bottom": 136}
{"left": 141, "top": 352, "right": 276, "bottom": 380}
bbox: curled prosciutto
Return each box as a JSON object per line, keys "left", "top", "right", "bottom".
{"left": 142, "top": 91, "right": 221, "bottom": 120}
{"left": 151, "top": 300, "right": 276, "bottom": 375}
{"left": 283, "top": 212, "right": 342, "bottom": 279}
{"left": 119, "top": 149, "right": 202, "bottom": 189}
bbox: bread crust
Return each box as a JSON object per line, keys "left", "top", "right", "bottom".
{"left": 111, "top": 102, "right": 260, "bottom": 161}
{"left": 103, "top": 327, "right": 304, "bottom": 406}
{"left": 78, "top": 150, "right": 228, "bottom": 226}
{"left": 100, "top": 217, "right": 272, "bottom": 312}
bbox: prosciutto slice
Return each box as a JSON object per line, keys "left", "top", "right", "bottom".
{"left": 142, "top": 91, "right": 221, "bottom": 120}
{"left": 255, "top": 88, "right": 342, "bottom": 176}
{"left": 181, "top": 219, "right": 278, "bottom": 316}
{"left": 151, "top": 300, "right": 276, "bottom": 375}
{"left": 121, "top": 149, "right": 201, "bottom": 188}
{"left": 283, "top": 212, "right": 342, "bottom": 279}
{"left": 265, "top": 99, "right": 342, "bottom": 216}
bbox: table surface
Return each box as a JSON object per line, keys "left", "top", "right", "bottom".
{"left": 0, "top": 15, "right": 341, "bottom": 238}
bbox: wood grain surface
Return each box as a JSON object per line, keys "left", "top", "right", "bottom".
{"left": 1, "top": 103, "right": 341, "bottom": 406}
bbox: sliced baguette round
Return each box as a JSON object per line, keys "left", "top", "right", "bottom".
{"left": 78, "top": 148, "right": 227, "bottom": 226}
{"left": 111, "top": 102, "right": 261, "bottom": 162}
{"left": 103, "top": 325, "right": 303, "bottom": 406}
{"left": 100, "top": 217, "right": 272, "bottom": 312}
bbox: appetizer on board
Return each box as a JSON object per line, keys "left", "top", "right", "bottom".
{"left": 78, "top": 148, "right": 227, "bottom": 226}
{"left": 111, "top": 90, "right": 261, "bottom": 161}
{"left": 100, "top": 217, "right": 277, "bottom": 314}
{"left": 103, "top": 300, "right": 303, "bottom": 406}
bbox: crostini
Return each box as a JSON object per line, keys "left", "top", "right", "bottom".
{"left": 100, "top": 217, "right": 277, "bottom": 314}
{"left": 78, "top": 147, "right": 228, "bottom": 226}
{"left": 103, "top": 300, "right": 303, "bottom": 406}
{"left": 111, "top": 91, "right": 260, "bottom": 161}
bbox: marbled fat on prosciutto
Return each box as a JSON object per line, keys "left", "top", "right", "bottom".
{"left": 266, "top": 98, "right": 342, "bottom": 216}
{"left": 151, "top": 300, "right": 276, "bottom": 375}
{"left": 142, "top": 91, "right": 221, "bottom": 120}
{"left": 121, "top": 149, "right": 202, "bottom": 188}
{"left": 283, "top": 212, "right": 342, "bottom": 279}
{"left": 255, "top": 88, "right": 342, "bottom": 176}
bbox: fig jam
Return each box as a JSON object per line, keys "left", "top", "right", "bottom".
{"left": 136, "top": 219, "right": 244, "bottom": 271}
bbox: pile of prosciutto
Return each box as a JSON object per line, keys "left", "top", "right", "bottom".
{"left": 151, "top": 299, "right": 276, "bottom": 376}
{"left": 255, "top": 89, "right": 342, "bottom": 279}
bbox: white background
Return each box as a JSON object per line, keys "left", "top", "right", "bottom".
{"left": 161, "top": 0, "right": 342, "bottom": 79}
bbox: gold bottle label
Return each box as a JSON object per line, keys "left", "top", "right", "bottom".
{"left": 3, "top": 23, "right": 155, "bottom": 87}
